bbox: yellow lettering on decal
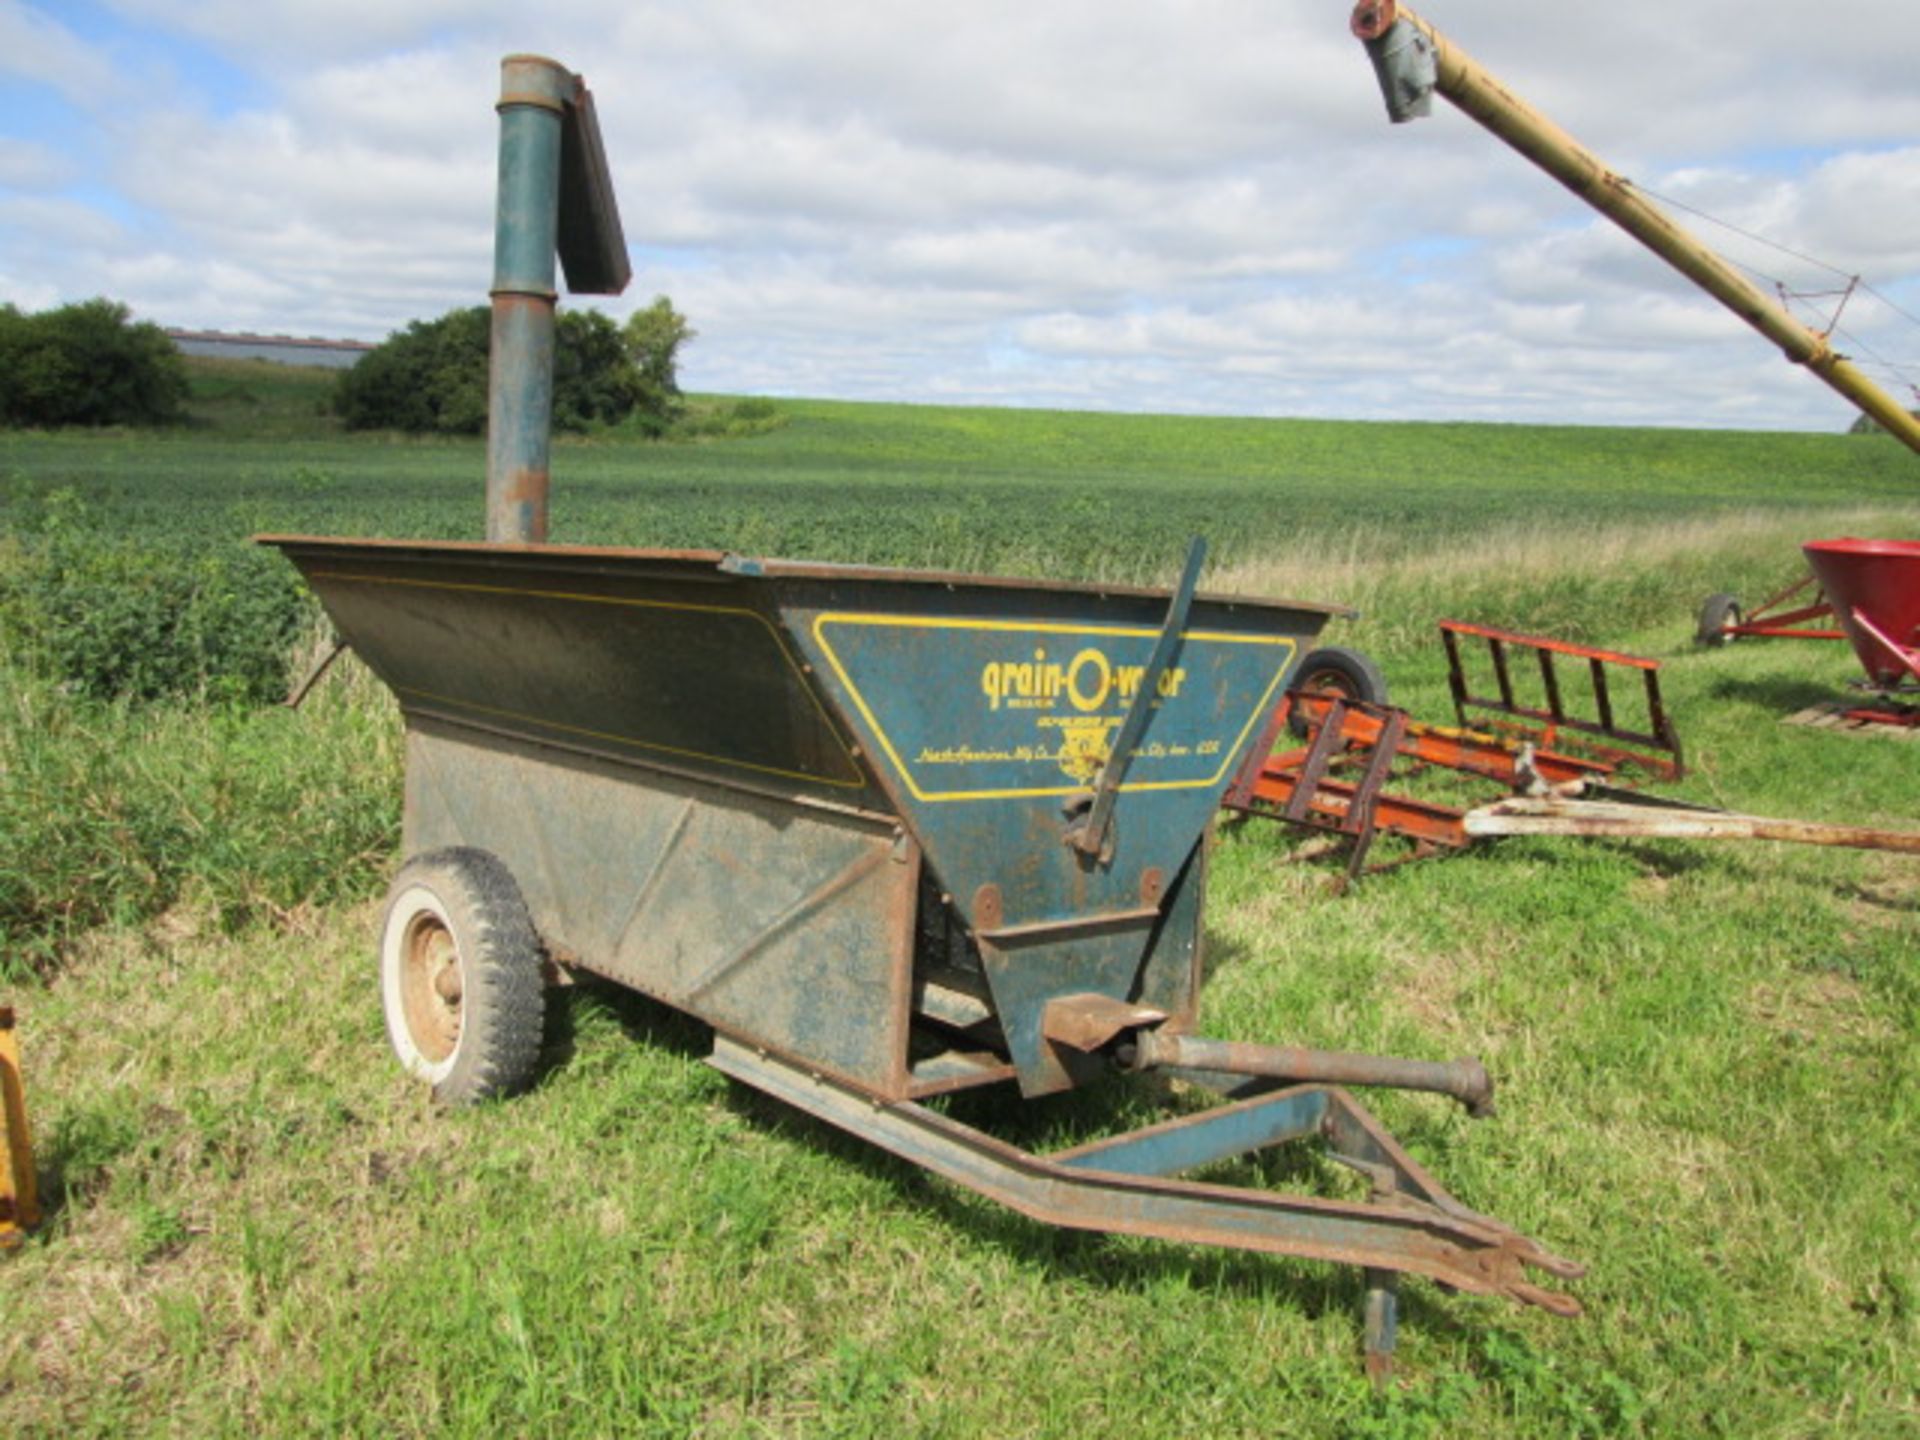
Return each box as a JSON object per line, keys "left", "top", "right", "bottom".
{"left": 981, "top": 664, "right": 1004, "bottom": 710}
{"left": 1067, "top": 648, "right": 1111, "bottom": 712}
{"left": 981, "top": 648, "right": 1185, "bottom": 716}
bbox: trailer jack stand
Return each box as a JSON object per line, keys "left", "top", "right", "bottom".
{"left": 710, "top": 1037, "right": 1581, "bottom": 1368}
{"left": 1366, "top": 1268, "right": 1401, "bottom": 1389}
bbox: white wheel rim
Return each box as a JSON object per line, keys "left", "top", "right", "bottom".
{"left": 381, "top": 883, "right": 465, "bottom": 1085}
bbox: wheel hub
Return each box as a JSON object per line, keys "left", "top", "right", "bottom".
{"left": 401, "top": 914, "right": 463, "bottom": 1063}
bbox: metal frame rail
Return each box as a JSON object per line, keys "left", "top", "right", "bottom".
{"left": 1440, "top": 620, "right": 1683, "bottom": 779}
{"left": 1231, "top": 696, "right": 1411, "bottom": 886}
{"left": 1227, "top": 689, "right": 1920, "bottom": 877}
{"left": 1704, "top": 573, "right": 1844, "bottom": 645}
{"left": 1223, "top": 691, "right": 1615, "bottom": 882}
{"left": 711, "top": 1037, "right": 1582, "bottom": 1384}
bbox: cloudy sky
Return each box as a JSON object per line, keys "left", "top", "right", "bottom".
{"left": 4, "top": 0, "right": 1917, "bottom": 431}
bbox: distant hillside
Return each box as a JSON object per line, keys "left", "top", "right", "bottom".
{"left": 182, "top": 355, "right": 344, "bottom": 437}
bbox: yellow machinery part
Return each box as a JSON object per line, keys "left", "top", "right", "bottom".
{"left": 0, "top": 1006, "right": 39, "bottom": 1247}
{"left": 1352, "top": 0, "right": 1920, "bottom": 458}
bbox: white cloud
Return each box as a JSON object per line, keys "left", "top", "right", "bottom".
{"left": 0, "top": 2, "right": 119, "bottom": 102}
{"left": 0, "top": 194, "right": 132, "bottom": 256}
{"left": 100, "top": 0, "right": 520, "bottom": 66}
{"left": 0, "top": 137, "right": 72, "bottom": 190}
{"left": 0, "top": 0, "right": 1914, "bottom": 431}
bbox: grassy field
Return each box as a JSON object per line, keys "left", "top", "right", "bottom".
{"left": 2, "top": 361, "right": 1917, "bottom": 1437}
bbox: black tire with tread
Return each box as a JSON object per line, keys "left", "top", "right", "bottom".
{"left": 1696, "top": 592, "right": 1743, "bottom": 647}
{"left": 1287, "top": 646, "right": 1389, "bottom": 737}
{"left": 379, "top": 847, "right": 546, "bottom": 1105}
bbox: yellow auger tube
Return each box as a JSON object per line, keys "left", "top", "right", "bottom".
{"left": 1352, "top": 1, "right": 1920, "bottom": 457}
{"left": 0, "top": 1007, "right": 38, "bottom": 1247}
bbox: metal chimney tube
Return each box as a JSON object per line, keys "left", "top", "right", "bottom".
{"left": 488, "top": 56, "right": 573, "bottom": 544}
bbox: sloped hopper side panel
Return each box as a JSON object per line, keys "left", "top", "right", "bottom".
{"left": 261, "top": 538, "right": 885, "bottom": 807}
{"left": 1802, "top": 538, "right": 1920, "bottom": 687}
{"left": 775, "top": 574, "right": 1329, "bottom": 928}
{"left": 773, "top": 572, "right": 1334, "bottom": 1092}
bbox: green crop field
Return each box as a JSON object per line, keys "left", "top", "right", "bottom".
{"left": 6, "top": 357, "right": 1916, "bottom": 577}
{"left": 2, "top": 358, "right": 1916, "bottom": 1437}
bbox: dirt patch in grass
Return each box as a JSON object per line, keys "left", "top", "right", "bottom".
{"left": 1744, "top": 971, "right": 1894, "bottom": 1046}
{"left": 1384, "top": 945, "right": 1468, "bottom": 1035}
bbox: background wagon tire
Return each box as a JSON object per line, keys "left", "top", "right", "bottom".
{"left": 378, "top": 847, "right": 546, "bottom": 1105}
{"left": 1288, "top": 645, "right": 1388, "bottom": 737}
{"left": 1696, "top": 592, "right": 1743, "bottom": 647}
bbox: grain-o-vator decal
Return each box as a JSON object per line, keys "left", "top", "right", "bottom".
{"left": 815, "top": 616, "right": 1292, "bottom": 800}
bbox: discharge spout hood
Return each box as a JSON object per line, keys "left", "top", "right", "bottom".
{"left": 1353, "top": 4, "right": 1437, "bottom": 123}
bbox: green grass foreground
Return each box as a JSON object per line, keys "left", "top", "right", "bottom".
{"left": 1, "top": 366, "right": 1917, "bottom": 1436}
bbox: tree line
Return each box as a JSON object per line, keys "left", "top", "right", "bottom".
{"left": 0, "top": 296, "right": 692, "bottom": 434}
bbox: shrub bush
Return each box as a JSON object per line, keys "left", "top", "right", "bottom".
{"left": 620, "top": 296, "right": 695, "bottom": 437}
{"left": 0, "top": 298, "right": 189, "bottom": 428}
{"left": 1, "top": 504, "right": 309, "bottom": 705}
{"left": 334, "top": 298, "right": 692, "bottom": 436}
{"left": 668, "top": 396, "right": 786, "bottom": 441}
{"left": 331, "top": 306, "right": 490, "bottom": 435}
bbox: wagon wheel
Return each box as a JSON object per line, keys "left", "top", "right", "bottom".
{"left": 1695, "top": 592, "right": 1743, "bottom": 647}
{"left": 1287, "top": 646, "right": 1389, "bottom": 738}
{"left": 379, "top": 847, "right": 546, "bottom": 1105}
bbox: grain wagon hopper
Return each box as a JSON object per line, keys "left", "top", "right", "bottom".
{"left": 262, "top": 56, "right": 1581, "bottom": 1378}
{"left": 1353, "top": 1, "right": 1920, "bottom": 726}
{"left": 1699, "top": 537, "right": 1920, "bottom": 713}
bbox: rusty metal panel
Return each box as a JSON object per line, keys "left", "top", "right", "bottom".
{"left": 406, "top": 722, "right": 917, "bottom": 1096}
{"left": 979, "top": 919, "right": 1164, "bottom": 1095}
{"left": 1131, "top": 838, "right": 1205, "bottom": 1031}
